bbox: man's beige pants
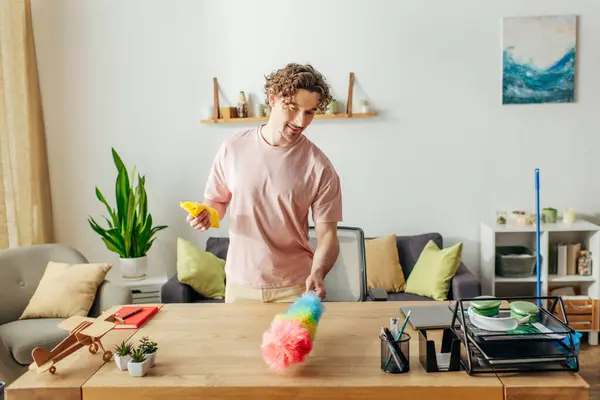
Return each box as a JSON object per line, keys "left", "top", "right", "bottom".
{"left": 225, "top": 280, "right": 305, "bottom": 303}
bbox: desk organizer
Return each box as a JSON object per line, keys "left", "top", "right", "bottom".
{"left": 449, "top": 296, "right": 580, "bottom": 375}
{"left": 417, "top": 328, "right": 462, "bottom": 372}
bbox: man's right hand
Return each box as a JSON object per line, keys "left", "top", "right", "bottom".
{"left": 187, "top": 210, "right": 211, "bottom": 232}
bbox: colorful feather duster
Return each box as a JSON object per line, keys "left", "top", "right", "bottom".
{"left": 261, "top": 291, "right": 324, "bottom": 372}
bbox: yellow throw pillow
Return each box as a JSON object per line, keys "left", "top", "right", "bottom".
{"left": 177, "top": 237, "right": 226, "bottom": 299}
{"left": 365, "top": 234, "right": 406, "bottom": 292}
{"left": 405, "top": 240, "right": 462, "bottom": 301}
{"left": 20, "top": 261, "right": 111, "bottom": 320}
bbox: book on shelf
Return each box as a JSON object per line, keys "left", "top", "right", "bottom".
{"left": 555, "top": 242, "right": 580, "bottom": 275}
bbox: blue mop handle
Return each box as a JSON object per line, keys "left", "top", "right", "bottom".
{"left": 535, "top": 169, "right": 541, "bottom": 307}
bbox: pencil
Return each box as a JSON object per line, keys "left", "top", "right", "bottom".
{"left": 384, "top": 311, "right": 411, "bottom": 371}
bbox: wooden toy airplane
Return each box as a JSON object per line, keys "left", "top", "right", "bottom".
{"left": 28, "top": 313, "right": 119, "bottom": 374}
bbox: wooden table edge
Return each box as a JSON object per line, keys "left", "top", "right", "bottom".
{"left": 5, "top": 306, "right": 139, "bottom": 400}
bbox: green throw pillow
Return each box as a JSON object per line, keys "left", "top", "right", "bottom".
{"left": 405, "top": 240, "right": 463, "bottom": 301}
{"left": 176, "top": 237, "right": 226, "bottom": 299}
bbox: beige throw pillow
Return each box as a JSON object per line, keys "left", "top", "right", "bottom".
{"left": 365, "top": 234, "right": 406, "bottom": 292}
{"left": 19, "top": 261, "right": 112, "bottom": 320}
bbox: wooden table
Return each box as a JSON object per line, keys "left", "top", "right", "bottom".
{"left": 5, "top": 302, "right": 589, "bottom": 400}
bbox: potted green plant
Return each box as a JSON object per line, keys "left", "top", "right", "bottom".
{"left": 113, "top": 340, "right": 133, "bottom": 371}
{"left": 88, "top": 148, "right": 168, "bottom": 278}
{"left": 127, "top": 347, "right": 148, "bottom": 377}
{"left": 139, "top": 336, "right": 158, "bottom": 367}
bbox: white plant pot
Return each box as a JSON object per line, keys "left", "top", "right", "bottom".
{"left": 114, "top": 353, "right": 132, "bottom": 371}
{"left": 127, "top": 360, "right": 148, "bottom": 377}
{"left": 143, "top": 351, "right": 156, "bottom": 367}
{"left": 120, "top": 256, "right": 148, "bottom": 278}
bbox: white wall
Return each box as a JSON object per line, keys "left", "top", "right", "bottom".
{"left": 30, "top": 0, "right": 600, "bottom": 280}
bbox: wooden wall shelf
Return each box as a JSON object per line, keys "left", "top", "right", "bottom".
{"left": 201, "top": 112, "right": 376, "bottom": 124}
{"left": 200, "top": 72, "right": 375, "bottom": 124}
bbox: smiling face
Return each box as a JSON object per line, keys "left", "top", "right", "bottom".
{"left": 268, "top": 89, "right": 321, "bottom": 145}
{"left": 262, "top": 63, "right": 333, "bottom": 146}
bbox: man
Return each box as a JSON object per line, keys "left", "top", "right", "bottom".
{"left": 187, "top": 63, "right": 342, "bottom": 303}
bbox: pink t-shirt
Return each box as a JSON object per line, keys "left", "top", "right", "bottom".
{"left": 203, "top": 126, "right": 343, "bottom": 288}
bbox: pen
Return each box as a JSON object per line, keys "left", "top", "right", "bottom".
{"left": 397, "top": 310, "right": 411, "bottom": 340}
{"left": 120, "top": 308, "right": 143, "bottom": 320}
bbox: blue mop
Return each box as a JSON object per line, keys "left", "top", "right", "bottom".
{"left": 535, "top": 168, "right": 541, "bottom": 308}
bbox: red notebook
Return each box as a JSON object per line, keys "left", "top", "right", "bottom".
{"left": 113, "top": 306, "right": 160, "bottom": 329}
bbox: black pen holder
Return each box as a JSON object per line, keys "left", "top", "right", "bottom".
{"left": 380, "top": 332, "right": 410, "bottom": 374}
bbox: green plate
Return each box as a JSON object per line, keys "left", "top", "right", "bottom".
{"left": 510, "top": 301, "right": 539, "bottom": 322}
{"left": 470, "top": 296, "right": 500, "bottom": 317}
{"left": 470, "top": 296, "right": 501, "bottom": 310}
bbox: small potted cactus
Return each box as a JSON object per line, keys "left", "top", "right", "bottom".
{"left": 127, "top": 347, "right": 148, "bottom": 377}
{"left": 139, "top": 336, "right": 158, "bottom": 368}
{"left": 113, "top": 340, "right": 133, "bottom": 371}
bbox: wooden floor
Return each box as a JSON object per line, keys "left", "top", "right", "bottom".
{"left": 580, "top": 340, "right": 600, "bottom": 400}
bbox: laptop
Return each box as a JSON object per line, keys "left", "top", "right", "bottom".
{"left": 399, "top": 304, "right": 459, "bottom": 330}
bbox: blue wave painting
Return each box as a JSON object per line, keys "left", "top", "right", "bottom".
{"left": 502, "top": 15, "right": 577, "bottom": 105}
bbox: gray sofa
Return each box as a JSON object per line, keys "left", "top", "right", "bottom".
{"left": 0, "top": 244, "right": 132, "bottom": 385}
{"left": 162, "top": 232, "right": 481, "bottom": 303}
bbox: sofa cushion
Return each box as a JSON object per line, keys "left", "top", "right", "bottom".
{"left": 405, "top": 240, "right": 463, "bottom": 301}
{"left": 176, "top": 237, "right": 226, "bottom": 299}
{"left": 364, "top": 234, "right": 406, "bottom": 292}
{"left": 206, "top": 237, "right": 230, "bottom": 260}
{"left": 395, "top": 233, "right": 443, "bottom": 279}
{"left": 0, "top": 318, "right": 67, "bottom": 364}
{"left": 19, "top": 261, "right": 111, "bottom": 320}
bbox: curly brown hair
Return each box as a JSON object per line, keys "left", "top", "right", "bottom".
{"left": 264, "top": 63, "right": 333, "bottom": 113}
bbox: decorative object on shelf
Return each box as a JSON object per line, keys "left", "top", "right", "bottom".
{"left": 254, "top": 102, "right": 264, "bottom": 117}
{"left": 201, "top": 72, "right": 376, "bottom": 124}
{"left": 542, "top": 207, "right": 558, "bottom": 223}
{"left": 204, "top": 105, "right": 213, "bottom": 120}
{"left": 577, "top": 250, "right": 592, "bottom": 276}
{"left": 325, "top": 99, "right": 338, "bottom": 114}
{"left": 510, "top": 210, "right": 533, "bottom": 226}
{"left": 563, "top": 207, "right": 576, "bottom": 224}
{"left": 360, "top": 99, "right": 371, "bottom": 114}
{"left": 502, "top": 15, "right": 576, "bottom": 105}
{"left": 237, "top": 91, "right": 248, "bottom": 118}
{"left": 88, "top": 148, "right": 168, "bottom": 279}
{"left": 496, "top": 211, "right": 507, "bottom": 225}
{"left": 221, "top": 107, "right": 238, "bottom": 119}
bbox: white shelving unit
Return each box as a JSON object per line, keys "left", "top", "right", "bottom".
{"left": 110, "top": 274, "right": 167, "bottom": 305}
{"left": 480, "top": 219, "right": 600, "bottom": 345}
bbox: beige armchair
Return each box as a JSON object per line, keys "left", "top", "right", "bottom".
{"left": 0, "top": 244, "right": 132, "bottom": 385}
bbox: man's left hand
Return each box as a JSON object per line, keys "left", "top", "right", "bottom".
{"left": 305, "top": 271, "right": 326, "bottom": 300}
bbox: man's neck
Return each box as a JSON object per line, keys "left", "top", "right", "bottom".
{"left": 260, "top": 122, "right": 285, "bottom": 147}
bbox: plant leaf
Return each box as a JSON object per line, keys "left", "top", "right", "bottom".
{"left": 95, "top": 186, "right": 118, "bottom": 227}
